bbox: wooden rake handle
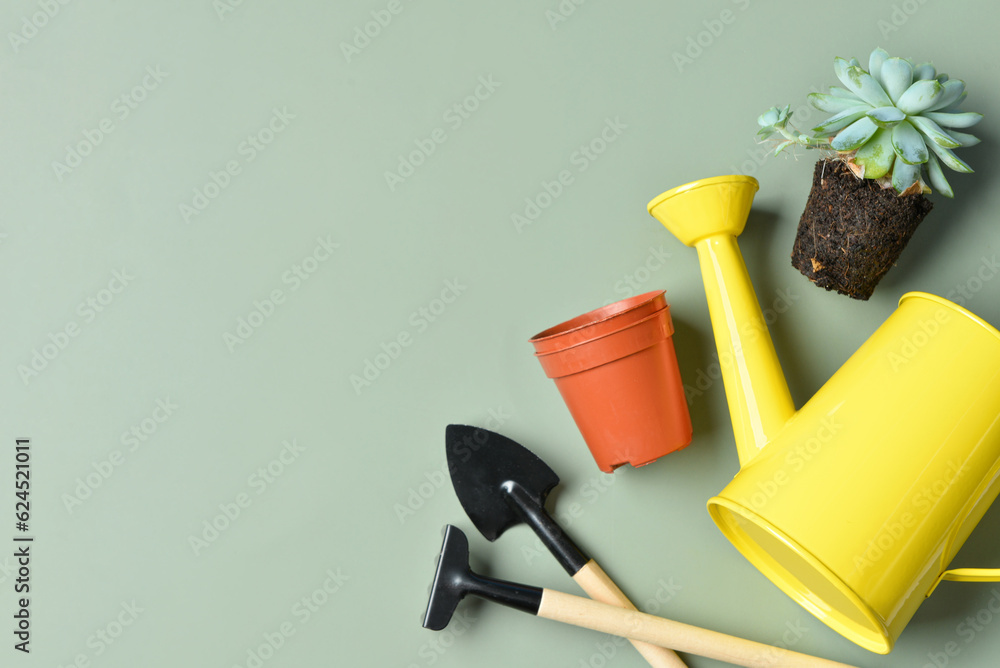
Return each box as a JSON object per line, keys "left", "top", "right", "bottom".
{"left": 540, "top": 588, "right": 859, "bottom": 668}
{"left": 572, "top": 560, "right": 687, "bottom": 668}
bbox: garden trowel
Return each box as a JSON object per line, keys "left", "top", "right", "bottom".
{"left": 445, "top": 424, "right": 687, "bottom": 668}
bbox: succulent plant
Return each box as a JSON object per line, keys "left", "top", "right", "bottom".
{"left": 757, "top": 48, "right": 982, "bottom": 198}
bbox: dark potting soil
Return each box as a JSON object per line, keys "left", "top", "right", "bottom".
{"left": 791, "top": 159, "right": 934, "bottom": 300}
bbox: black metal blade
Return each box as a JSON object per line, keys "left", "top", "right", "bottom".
{"left": 445, "top": 425, "right": 559, "bottom": 541}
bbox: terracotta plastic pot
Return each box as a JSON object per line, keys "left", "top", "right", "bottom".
{"left": 529, "top": 295, "right": 692, "bottom": 472}
{"left": 530, "top": 291, "right": 668, "bottom": 355}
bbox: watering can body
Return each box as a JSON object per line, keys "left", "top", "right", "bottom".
{"left": 648, "top": 175, "right": 1000, "bottom": 654}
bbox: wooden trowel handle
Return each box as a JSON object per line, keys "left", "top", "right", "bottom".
{"left": 539, "top": 587, "right": 859, "bottom": 668}
{"left": 573, "top": 560, "right": 687, "bottom": 668}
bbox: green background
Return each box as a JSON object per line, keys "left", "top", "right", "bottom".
{"left": 2, "top": 0, "right": 998, "bottom": 666}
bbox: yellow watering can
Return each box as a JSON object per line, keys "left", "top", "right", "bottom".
{"left": 647, "top": 175, "right": 1000, "bottom": 654}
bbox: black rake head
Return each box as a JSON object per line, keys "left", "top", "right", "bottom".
{"left": 422, "top": 525, "right": 542, "bottom": 631}
{"left": 422, "top": 525, "right": 473, "bottom": 631}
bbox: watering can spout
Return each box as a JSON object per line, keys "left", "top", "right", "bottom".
{"left": 648, "top": 176, "right": 796, "bottom": 468}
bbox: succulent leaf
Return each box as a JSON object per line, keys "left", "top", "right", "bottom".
{"left": 869, "top": 47, "right": 889, "bottom": 86}
{"left": 926, "top": 153, "right": 954, "bottom": 197}
{"left": 757, "top": 106, "right": 792, "bottom": 131}
{"left": 833, "top": 58, "right": 852, "bottom": 89}
{"left": 854, "top": 127, "right": 895, "bottom": 179}
{"left": 831, "top": 116, "right": 879, "bottom": 151}
{"left": 812, "top": 106, "right": 869, "bottom": 134}
{"left": 936, "top": 73, "right": 949, "bottom": 83}
{"left": 774, "top": 141, "right": 794, "bottom": 156}
{"left": 841, "top": 64, "right": 894, "bottom": 107}
{"left": 758, "top": 109, "right": 779, "bottom": 127}
{"left": 880, "top": 58, "right": 913, "bottom": 103}
{"left": 809, "top": 93, "right": 867, "bottom": 114}
{"left": 908, "top": 115, "right": 961, "bottom": 148}
{"left": 891, "top": 159, "right": 920, "bottom": 193}
{"left": 926, "top": 140, "right": 973, "bottom": 173}
{"left": 913, "top": 62, "right": 936, "bottom": 80}
{"left": 891, "top": 121, "right": 929, "bottom": 164}
{"left": 896, "top": 80, "right": 943, "bottom": 114}
{"left": 828, "top": 86, "right": 861, "bottom": 100}
{"left": 926, "top": 79, "right": 966, "bottom": 112}
{"left": 867, "top": 106, "right": 906, "bottom": 128}
{"left": 945, "top": 129, "right": 980, "bottom": 147}
{"left": 922, "top": 111, "right": 983, "bottom": 128}
{"left": 940, "top": 91, "right": 967, "bottom": 113}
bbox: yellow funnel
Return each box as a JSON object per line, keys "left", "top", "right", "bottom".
{"left": 648, "top": 175, "right": 794, "bottom": 467}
